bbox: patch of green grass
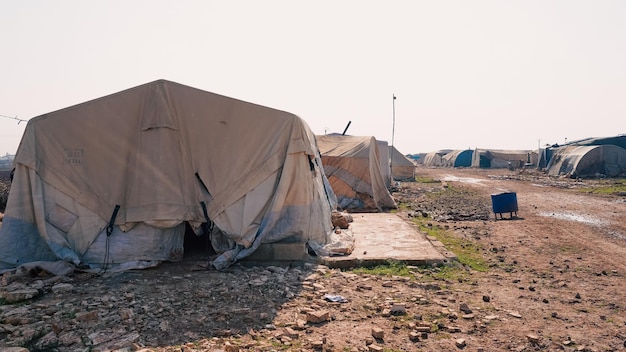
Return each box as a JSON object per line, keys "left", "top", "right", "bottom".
{"left": 576, "top": 179, "right": 626, "bottom": 195}
{"left": 395, "top": 202, "right": 412, "bottom": 211}
{"left": 411, "top": 217, "right": 488, "bottom": 274}
{"left": 558, "top": 244, "right": 582, "bottom": 254}
{"left": 423, "top": 264, "right": 467, "bottom": 282}
{"left": 267, "top": 339, "right": 304, "bottom": 350}
{"left": 434, "top": 332, "right": 452, "bottom": 340}
{"left": 350, "top": 260, "right": 415, "bottom": 278}
{"left": 415, "top": 176, "right": 440, "bottom": 184}
{"left": 349, "top": 211, "right": 489, "bottom": 283}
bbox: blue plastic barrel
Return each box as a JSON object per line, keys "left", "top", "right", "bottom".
{"left": 491, "top": 192, "right": 518, "bottom": 219}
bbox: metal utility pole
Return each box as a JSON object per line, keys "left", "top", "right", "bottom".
{"left": 390, "top": 94, "right": 396, "bottom": 185}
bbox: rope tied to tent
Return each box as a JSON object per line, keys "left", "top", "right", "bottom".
{"left": 196, "top": 173, "right": 215, "bottom": 234}
{"left": 100, "top": 204, "right": 120, "bottom": 274}
{"left": 200, "top": 201, "right": 214, "bottom": 233}
{"left": 200, "top": 201, "right": 215, "bottom": 258}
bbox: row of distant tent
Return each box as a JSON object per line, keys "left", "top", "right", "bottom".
{"left": 0, "top": 154, "right": 15, "bottom": 171}
{"left": 0, "top": 79, "right": 414, "bottom": 273}
{"left": 411, "top": 135, "right": 626, "bottom": 179}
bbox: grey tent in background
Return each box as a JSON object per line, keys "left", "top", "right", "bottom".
{"left": 422, "top": 150, "right": 451, "bottom": 167}
{"left": 545, "top": 145, "right": 626, "bottom": 178}
{"left": 538, "top": 135, "right": 626, "bottom": 169}
{"left": 441, "top": 149, "right": 474, "bottom": 168}
{"left": 0, "top": 80, "right": 336, "bottom": 272}
{"left": 472, "top": 149, "right": 538, "bottom": 168}
{"left": 316, "top": 134, "right": 397, "bottom": 212}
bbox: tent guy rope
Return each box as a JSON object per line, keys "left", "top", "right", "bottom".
{"left": 0, "top": 114, "right": 28, "bottom": 124}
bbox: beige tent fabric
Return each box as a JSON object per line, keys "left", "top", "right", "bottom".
{"left": 389, "top": 146, "right": 416, "bottom": 181}
{"left": 422, "top": 151, "right": 447, "bottom": 167}
{"left": 1, "top": 80, "right": 334, "bottom": 271}
{"left": 316, "top": 135, "right": 396, "bottom": 211}
{"left": 376, "top": 140, "right": 391, "bottom": 187}
{"left": 376, "top": 141, "right": 416, "bottom": 183}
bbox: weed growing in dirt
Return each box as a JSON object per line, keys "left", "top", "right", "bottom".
{"left": 350, "top": 260, "right": 415, "bottom": 278}
{"left": 576, "top": 178, "right": 626, "bottom": 195}
{"left": 410, "top": 217, "right": 488, "bottom": 273}
{"left": 348, "top": 216, "right": 489, "bottom": 283}
{"left": 415, "top": 176, "right": 440, "bottom": 184}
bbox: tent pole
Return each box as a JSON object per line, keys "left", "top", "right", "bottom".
{"left": 390, "top": 94, "right": 396, "bottom": 186}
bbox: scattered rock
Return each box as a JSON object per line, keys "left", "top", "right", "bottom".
{"left": 331, "top": 211, "right": 352, "bottom": 229}
{"left": 459, "top": 303, "right": 472, "bottom": 314}
{"left": 371, "top": 327, "right": 384, "bottom": 339}
{"left": 526, "top": 334, "right": 540, "bottom": 343}
{"left": 306, "top": 310, "right": 330, "bottom": 324}
{"left": 368, "top": 344, "right": 383, "bottom": 351}
{"left": 509, "top": 311, "right": 522, "bottom": 318}
{"left": 2, "top": 288, "right": 40, "bottom": 303}
{"left": 390, "top": 303, "right": 406, "bottom": 316}
{"left": 75, "top": 310, "right": 99, "bottom": 322}
{"left": 51, "top": 283, "right": 74, "bottom": 294}
{"left": 455, "top": 338, "right": 467, "bottom": 348}
{"left": 415, "top": 325, "right": 431, "bottom": 333}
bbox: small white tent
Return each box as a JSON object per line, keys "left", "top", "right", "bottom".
{"left": 316, "top": 135, "right": 397, "bottom": 211}
{"left": 0, "top": 80, "right": 336, "bottom": 271}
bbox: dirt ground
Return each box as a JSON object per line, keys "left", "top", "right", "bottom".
{"left": 1, "top": 166, "right": 626, "bottom": 351}
{"left": 391, "top": 167, "right": 626, "bottom": 351}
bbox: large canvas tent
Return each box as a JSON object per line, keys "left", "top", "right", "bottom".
{"left": 538, "top": 135, "right": 626, "bottom": 169}
{"left": 472, "top": 149, "right": 538, "bottom": 168}
{"left": 422, "top": 150, "right": 451, "bottom": 167}
{"left": 0, "top": 80, "right": 336, "bottom": 271}
{"left": 563, "top": 135, "right": 626, "bottom": 150}
{"left": 316, "top": 134, "right": 396, "bottom": 211}
{"left": 441, "top": 149, "right": 474, "bottom": 168}
{"left": 545, "top": 145, "right": 626, "bottom": 178}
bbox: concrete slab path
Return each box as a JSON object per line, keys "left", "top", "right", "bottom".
{"left": 320, "top": 213, "right": 454, "bottom": 269}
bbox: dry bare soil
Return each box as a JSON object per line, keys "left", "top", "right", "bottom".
{"left": 1, "top": 167, "right": 626, "bottom": 351}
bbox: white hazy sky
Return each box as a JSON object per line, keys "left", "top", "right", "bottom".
{"left": 1, "top": 1, "right": 625, "bottom": 156}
